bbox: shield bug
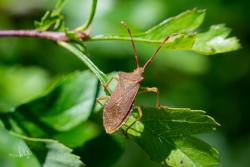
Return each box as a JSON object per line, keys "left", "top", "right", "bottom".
{"left": 97, "top": 21, "right": 176, "bottom": 135}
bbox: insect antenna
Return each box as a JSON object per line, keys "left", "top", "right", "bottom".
{"left": 121, "top": 21, "right": 140, "bottom": 68}
{"left": 143, "top": 34, "right": 177, "bottom": 70}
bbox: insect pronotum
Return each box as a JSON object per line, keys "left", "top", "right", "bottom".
{"left": 97, "top": 21, "right": 176, "bottom": 135}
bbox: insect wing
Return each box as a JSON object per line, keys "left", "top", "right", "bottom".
{"left": 103, "top": 76, "right": 140, "bottom": 134}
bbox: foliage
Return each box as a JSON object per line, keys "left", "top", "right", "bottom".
{"left": 0, "top": 0, "right": 242, "bottom": 166}
{"left": 124, "top": 107, "right": 219, "bottom": 166}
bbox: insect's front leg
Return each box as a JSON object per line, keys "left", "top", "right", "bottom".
{"left": 97, "top": 76, "right": 119, "bottom": 107}
{"left": 138, "top": 87, "right": 161, "bottom": 108}
{"left": 101, "top": 76, "right": 119, "bottom": 90}
{"left": 96, "top": 96, "right": 109, "bottom": 108}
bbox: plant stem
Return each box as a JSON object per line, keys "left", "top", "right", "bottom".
{"left": 74, "top": 0, "right": 98, "bottom": 32}
{"left": 0, "top": 30, "right": 88, "bottom": 42}
{"left": 57, "top": 41, "right": 110, "bottom": 95}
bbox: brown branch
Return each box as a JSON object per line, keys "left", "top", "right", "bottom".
{"left": 0, "top": 30, "right": 88, "bottom": 42}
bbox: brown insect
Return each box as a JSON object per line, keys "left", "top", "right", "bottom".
{"left": 97, "top": 21, "right": 176, "bottom": 135}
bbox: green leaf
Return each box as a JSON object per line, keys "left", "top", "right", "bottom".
{"left": 10, "top": 132, "right": 85, "bottom": 167}
{"left": 54, "top": 0, "right": 66, "bottom": 12}
{"left": 0, "top": 71, "right": 98, "bottom": 137}
{"left": 35, "top": 0, "right": 66, "bottom": 31}
{"left": 58, "top": 42, "right": 109, "bottom": 94}
{"left": 91, "top": 8, "right": 241, "bottom": 55}
{"left": 53, "top": 120, "right": 102, "bottom": 149}
{"left": 122, "top": 107, "right": 220, "bottom": 166}
{"left": 193, "top": 24, "right": 242, "bottom": 54}
{"left": 0, "top": 65, "right": 50, "bottom": 111}
{"left": 74, "top": 133, "right": 126, "bottom": 167}
{"left": 35, "top": 11, "right": 64, "bottom": 31}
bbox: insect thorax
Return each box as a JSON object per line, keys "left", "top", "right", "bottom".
{"left": 118, "top": 68, "right": 144, "bottom": 82}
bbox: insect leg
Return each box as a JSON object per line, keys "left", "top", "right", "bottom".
{"left": 96, "top": 96, "right": 109, "bottom": 107}
{"left": 138, "top": 87, "right": 160, "bottom": 108}
{"left": 125, "top": 104, "right": 143, "bottom": 139}
{"left": 101, "top": 76, "right": 119, "bottom": 93}
{"left": 101, "top": 76, "right": 118, "bottom": 88}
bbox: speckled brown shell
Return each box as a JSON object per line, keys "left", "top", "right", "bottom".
{"left": 103, "top": 69, "right": 144, "bottom": 134}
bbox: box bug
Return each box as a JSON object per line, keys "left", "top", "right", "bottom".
{"left": 97, "top": 21, "right": 176, "bottom": 135}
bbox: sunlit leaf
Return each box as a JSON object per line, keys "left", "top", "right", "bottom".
{"left": 0, "top": 71, "right": 98, "bottom": 137}
{"left": 10, "top": 132, "right": 85, "bottom": 167}
{"left": 0, "top": 65, "right": 49, "bottom": 111}
{"left": 193, "top": 24, "right": 242, "bottom": 54}
{"left": 92, "top": 8, "right": 241, "bottom": 55}
{"left": 123, "top": 107, "right": 220, "bottom": 166}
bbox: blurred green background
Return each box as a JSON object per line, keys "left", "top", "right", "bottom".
{"left": 0, "top": 0, "right": 249, "bottom": 166}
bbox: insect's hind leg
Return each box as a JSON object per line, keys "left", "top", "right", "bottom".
{"left": 125, "top": 104, "right": 143, "bottom": 139}
{"left": 138, "top": 87, "right": 161, "bottom": 108}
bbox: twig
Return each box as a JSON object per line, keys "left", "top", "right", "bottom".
{"left": 74, "top": 0, "right": 97, "bottom": 32}
{"left": 0, "top": 30, "right": 88, "bottom": 42}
